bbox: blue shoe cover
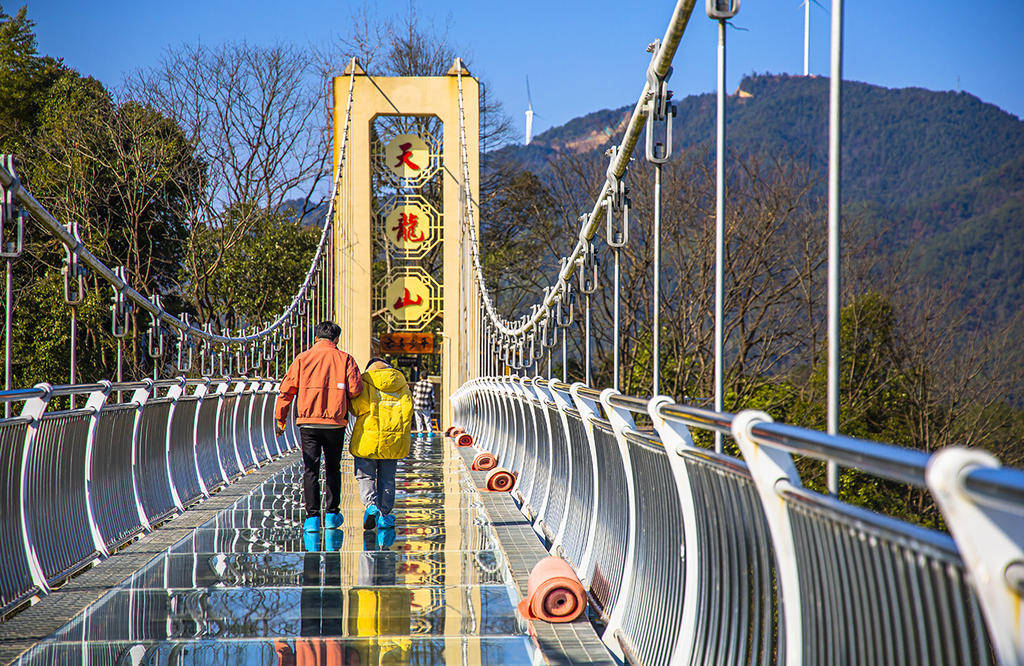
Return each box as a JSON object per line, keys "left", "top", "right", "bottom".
{"left": 377, "top": 527, "right": 396, "bottom": 549}
{"left": 303, "top": 516, "right": 320, "bottom": 533}
{"left": 303, "top": 531, "right": 319, "bottom": 552}
{"left": 377, "top": 512, "right": 396, "bottom": 529}
{"left": 324, "top": 529, "right": 344, "bottom": 551}
{"left": 324, "top": 512, "right": 344, "bottom": 529}
{"left": 363, "top": 505, "right": 380, "bottom": 530}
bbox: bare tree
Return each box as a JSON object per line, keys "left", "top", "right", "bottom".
{"left": 534, "top": 147, "right": 827, "bottom": 403}
{"left": 321, "top": 2, "right": 513, "bottom": 154}
{"left": 127, "top": 41, "right": 329, "bottom": 328}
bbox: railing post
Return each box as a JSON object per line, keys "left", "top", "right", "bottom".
{"left": 927, "top": 447, "right": 1024, "bottom": 664}
{"left": 730, "top": 409, "right": 803, "bottom": 666}
{"left": 164, "top": 377, "right": 186, "bottom": 512}
{"left": 18, "top": 384, "right": 53, "bottom": 594}
{"left": 83, "top": 381, "right": 112, "bottom": 557}
{"left": 599, "top": 388, "right": 640, "bottom": 661}
{"left": 130, "top": 380, "right": 155, "bottom": 531}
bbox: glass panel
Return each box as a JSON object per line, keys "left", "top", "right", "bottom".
{"left": 20, "top": 437, "right": 533, "bottom": 665}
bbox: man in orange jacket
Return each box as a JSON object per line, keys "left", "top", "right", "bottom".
{"left": 275, "top": 321, "right": 363, "bottom": 534}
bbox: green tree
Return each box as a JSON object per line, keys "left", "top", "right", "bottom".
{"left": 184, "top": 205, "right": 319, "bottom": 331}
{"left": 0, "top": 3, "right": 63, "bottom": 153}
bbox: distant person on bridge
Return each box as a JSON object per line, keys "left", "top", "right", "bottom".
{"left": 275, "top": 321, "right": 363, "bottom": 534}
{"left": 348, "top": 356, "right": 413, "bottom": 531}
{"left": 411, "top": 365, "right": 435, "bottom": 438}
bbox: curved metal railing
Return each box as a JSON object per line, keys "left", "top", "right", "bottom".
{"left": 451, "top": 377, "right": 1023, "bottom": 665}
{"left": 0, "top": 378, "right": 298, "bottom": 619}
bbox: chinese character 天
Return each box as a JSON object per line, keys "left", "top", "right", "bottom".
{"left": 393, "top": 142, "right": 420, "bottom": 171}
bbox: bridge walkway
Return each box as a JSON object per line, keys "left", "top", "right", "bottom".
{"left": 3, "top": 436, "right": 608, "bottom": 665}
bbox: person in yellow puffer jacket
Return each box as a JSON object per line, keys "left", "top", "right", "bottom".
{"left": 348, "top": 358, "right": 413, "bottom": 531}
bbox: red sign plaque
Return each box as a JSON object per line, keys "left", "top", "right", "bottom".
{"left": 380, "top": 332, "right": 435, "bottom": 354}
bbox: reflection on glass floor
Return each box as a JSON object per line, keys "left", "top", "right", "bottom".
{"left": 17, "top": 437, "right": 534, "bottom": 665}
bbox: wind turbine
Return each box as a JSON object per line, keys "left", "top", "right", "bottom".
{"left": 801, "top": 0, "right": 827, "bottom": 76}
{"left": 525, "top": 76, "right": 535, "bottom": 145}
{"left": 803, "top": 0, "right": 810, "bottom": 75}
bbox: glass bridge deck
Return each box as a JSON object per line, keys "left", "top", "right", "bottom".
{"left": 16, "top": 436, "right": 535, "bottom": 665}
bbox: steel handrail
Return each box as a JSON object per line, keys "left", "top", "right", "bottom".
{"left": 963, "top": 466, "right": 1024, "bottom": 514}
{"left": 657, "top": 401, "right": 734, "bottom": 435}
{"left": 605, "top": 393, "right": 651, "bottom": 414}
{"left": 0, "top": 388, "right": 48, "bottom": 403}
{"left": 749, "top": 421, "right": 931, "bottom": 488}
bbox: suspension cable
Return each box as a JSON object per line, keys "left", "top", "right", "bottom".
{"left": 0, "top": 64, "right": 358, "bottom": 347}
{"left": 454, "top": 0, "right": 696, "bottom": 344}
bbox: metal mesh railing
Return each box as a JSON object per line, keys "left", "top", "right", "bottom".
{"left": 559, "top": 409, "right": 595, "bottom": 567}
{"left": 0, "top": 420, "right": 38, "bottom": 614}
{"left": 0, "top": 378, "right": 296, "bottom": 618}
{"left": 90, "top": 403, "right": 145, "bottom": 549}
{"left": 588, "top": 421, "right": 629, "bottom": 620}
{"left": 216, "top": 390, "right": 242, "bottom": 481}
{"left": 525, "top": 401, "right": 552, "bottom": 517}
{"left": 135, "top": 398, "right": 178, "bottom": 525}
{"left": 620, "top": 432, "right": 687, "bottom": 666}
{"left": 26, "top": 409, "right": 98, "bottom": 586}
{"left": 167, "top": 395, "right": 204, "bottom": 506}
{"left": 540, "top": 403, "right": 570, "bottom": 543}
{"left": 680, "top": 452, "right": 779, "bottom": 665}
{"left": 784, "top": 487, "right": 993, "bottom": 665}
{"left": 451, "top": 378, "right": 1018, "bottom": 665}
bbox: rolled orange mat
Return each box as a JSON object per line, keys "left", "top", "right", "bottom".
{"left": 445, "top": 426, "right": 457, "bottom": 437}
{"left": 471, "top": 451, "right": 498, "bottom": 471}
{"left": 485, "top": 467, "right": 516, "bottom": 492}
{"left": 456, "top": 432, "right": 474, "bottom": 447}
{"left": 449, "top": 427, "right": 465, "bottom": 437}
{"left": 517, "top": 556, "right": 587, "bottom": 623}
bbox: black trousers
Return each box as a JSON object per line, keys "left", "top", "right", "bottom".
{"left": 299, "top": 427, "right": 344, "bottom": 518}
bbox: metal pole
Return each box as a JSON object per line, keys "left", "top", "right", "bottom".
{"left": 116, "top": 339, "right": 123, "bottom": 402}
{"left": 804, "top": 0, "right": 810, "bottom": 76}
{"left": 826, "top": 0, "right": 844, "bottom": 495}
{"left": 613, "top": 250, "right": 621, "bottom": 392}
{"left": 714, "top": 18, "right": 726, "bottom": 453}
{"left": 4, "top": 259, "right": 11, "bottom": 418}
{"left": 653, "top": 164, "right": 662, "bottom": 397}
{"left": 69, "top": 307, "right": 77, "bottom": 409}
{"left": 561, "top": 328, "right": 567, "bottom": 383}
{"left": 584, "top": 294, "right": 592, "bottom": 386}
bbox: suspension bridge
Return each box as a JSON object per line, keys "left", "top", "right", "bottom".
{"left": 1, "top": 1, "right": 1023, "bottom": 664}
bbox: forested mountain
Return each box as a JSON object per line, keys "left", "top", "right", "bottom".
{"left": 496, "top": 73, "right": 1024, "bottom": 209}
{"left": 491, "top": 73, "right": 1024, "bottom": 337}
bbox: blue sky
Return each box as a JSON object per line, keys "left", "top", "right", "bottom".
{"left": 24, "top": 0, "right": 1024, "bottom": 144}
